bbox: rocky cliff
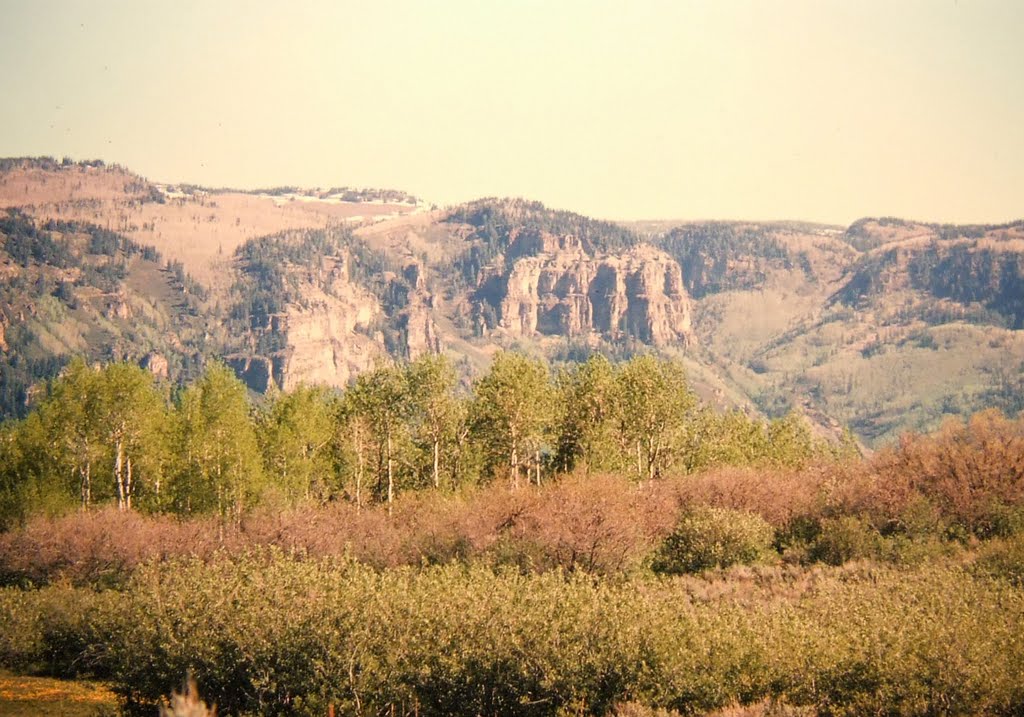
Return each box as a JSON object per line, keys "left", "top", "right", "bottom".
{"left": 227, "top": 245, "right": 442, "bottom": 392}
{"left": 441, "top": 203, "right": 694, "bottom": 348}
{"left": 494, "top": 238, "right": 692, "bottom": 345}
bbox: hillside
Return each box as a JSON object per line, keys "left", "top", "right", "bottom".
{"left": 657, "top": 217, "right": 1024, "bottom": 443}
{"left": 1, "top": 158, "right": 1022, "bottom": 445}
{"left": 0, "top": 209, "right": 208, "bottom": 415}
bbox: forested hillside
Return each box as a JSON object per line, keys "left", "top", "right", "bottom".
{"left": 0, "top": 208, "right": 207, "bottom": 417}
{"left": 1, "top": 157, "right": 1023, "bottom": 447}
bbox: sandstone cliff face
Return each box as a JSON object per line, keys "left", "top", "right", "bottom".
{"left": 495, "top": 239, "right": 692, "bottom": 346}
{"left": 232, "top": 253, "right": 443, "bottom": 392}
{"left": 275, "top": 293, "right": 384, "bottom": 391}
{"left": 400, "top": 300, "right": 442, "bottom": 359}
{"left": 230, "top": 252, "right": 385, "bottom": 391}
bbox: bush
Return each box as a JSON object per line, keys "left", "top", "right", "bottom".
{"left": 485, "top": 474, "right": 677, "bottom": 575}
{"left": 808, "top": 516, "right": 880, "bottom": 566}
{"left": 3, "top": 554, "right": 1024, "bottom": 717}
{"left": 652, "top": 507, "right": 776, "bottom": 574}
{"left": 661, "top": 467, "right": 825, "bottom": 530}
{"left": 870, "top": 410, "right": 1024, "bottom": 537}
{"left": 974, "top": 534, "right": 1024, "bottom": 587}
{"left": 0, "top": 508, "right": 227, "bottom": 588}
{"left": 0, "top": 582, "right": 117, "bottom": 677}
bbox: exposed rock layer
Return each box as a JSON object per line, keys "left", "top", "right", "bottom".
{"left": 496, "top": 240, "right": 692, "bottom": 346}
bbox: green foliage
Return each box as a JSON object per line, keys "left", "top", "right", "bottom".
{"left": 974, "top": 534, "right": 1024, "bottom": 587}
{"left": 346, "top": 362, "right": 413, "bottom": 508}
{"left": 4, "top": 555, "right": 1024, "bottom": 717}
{"left": 0, "top": 582, "right": 118, "bottom": 677}
{"left": 1, "top": 210, "right": 75, "bottom": 268}
{"left": 652, "top": 507, "right": 776, "bottom": 574}
{"left": 0, "top": 212, "right": 206, "bottom": 421}
{"left": 471, "top": 352, "right": 555, "bottom": 487}
{"left": 170, "top": 361, "right": 263, "bottom": 519}
{"left": 765, "top": 412, "right": 820, "bottom": 469}
{"left": 615, "top": 355, "right": 697, "bottom": 480}
{"left": 0, "top": 350, "right": 992, "bottom": 524}
{"left": 0, "top": 359, "right": 171, "bottom": 520}
{"left": 655, "top": 223, "right": 793, "bottom": 298}
{"left": 406, "top": 354, "right": 463, "bottom": 489}
{"left": 808, "top": 516, "right": 881, "bottom": 566}
{"left": 555, "top": 355, "right": 621, "bottom": 473}
{"left": 257, "top": 385, "right": 338, "bottom": 505}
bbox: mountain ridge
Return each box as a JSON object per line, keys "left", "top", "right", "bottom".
{"left": 0, "top": 157, "right": 1021, "bottom": 446}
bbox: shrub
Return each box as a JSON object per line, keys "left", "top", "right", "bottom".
{"left": 0, "top": 508, "right": 227, "bottom": 587}
{"left": 0, "top": 582, "right": 117, "bottom": 677}
{"left": 870, "top": 410, "right": 1024, "bottom": 537}
{"left": 652, "top": 507, "right": 776, "bottom": 574}
{"left": 974, "top": 534, "right": 1024, "bottom": 587}
{"left": 3, "top": 554, "right": 1024, "bottom": 717}
{"left": 660, "top": 467, "right": 824, "bottom": 530}
{"left": 486, "top": 474, "right": 677, "bottom": 574}
{"left": 808, "top": 516, "right": 880, "bottom": 566}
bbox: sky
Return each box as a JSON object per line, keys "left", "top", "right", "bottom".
{"left": 0, "top": 0, "right": 1021, "bottom": 225}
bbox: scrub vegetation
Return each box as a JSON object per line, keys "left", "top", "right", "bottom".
{"left": 1, "top": 353, "right": 1023, "bottom": 715}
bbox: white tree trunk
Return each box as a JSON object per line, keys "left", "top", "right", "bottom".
{"left": 125, "top": 456, "right": 133, "bottom": 511}
{"left": 386, "top": 432, "right": 394, "bottom": 516}
{"left": 114, "top": 438, "right": 126, "bottom": 511}
{"left": 432, "top": 438, "right": 440, "bottom": 489}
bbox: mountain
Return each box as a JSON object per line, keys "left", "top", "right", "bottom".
{"left": 672, "top": 217, "right": 1024, "bottom": 443}
{"left": 1, "top": 157, "right": 1021, "bottom": 445}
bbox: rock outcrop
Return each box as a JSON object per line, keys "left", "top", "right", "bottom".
{"left": 275, "top": 295, "right": 384, "bottom": 390}
{"left": 494, "top": 238, "right": 692, "bottom": 346}
{"left": 231, "top": 254, "right": 443, "bottom": 392}
{"left": 139, "top": 352, "right": 169, "bottom": 379}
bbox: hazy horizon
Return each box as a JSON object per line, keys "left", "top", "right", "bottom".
{"left": 1, "top": 0, "right": 1022, "bottom": 225}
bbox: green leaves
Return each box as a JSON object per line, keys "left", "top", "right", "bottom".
{"left": 172, "top": 361, "right": 263, "bottom": 519}
{"left": 0, "top": 351, "right": 854, "bottom": 522}
{"left": 652, "top": 507, "right": 776, "bottom": 574}
{"left": 406, "top": 355, "right": 462, "bottom": 490}
{"left": 258, "top": 385, "right": 338, "bottom": 505}
{"left": 471, "top": 352, "right": 554, "bottom": 488}
{"left": 615, "top": 356, "right": 697, "bottom": 481}
{"left": 7, "top": 554, "right": 1024, "bottom": 717}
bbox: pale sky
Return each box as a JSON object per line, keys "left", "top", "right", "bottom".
{"left": 1, "top": 0, "right": 1021, "bottom": 225}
